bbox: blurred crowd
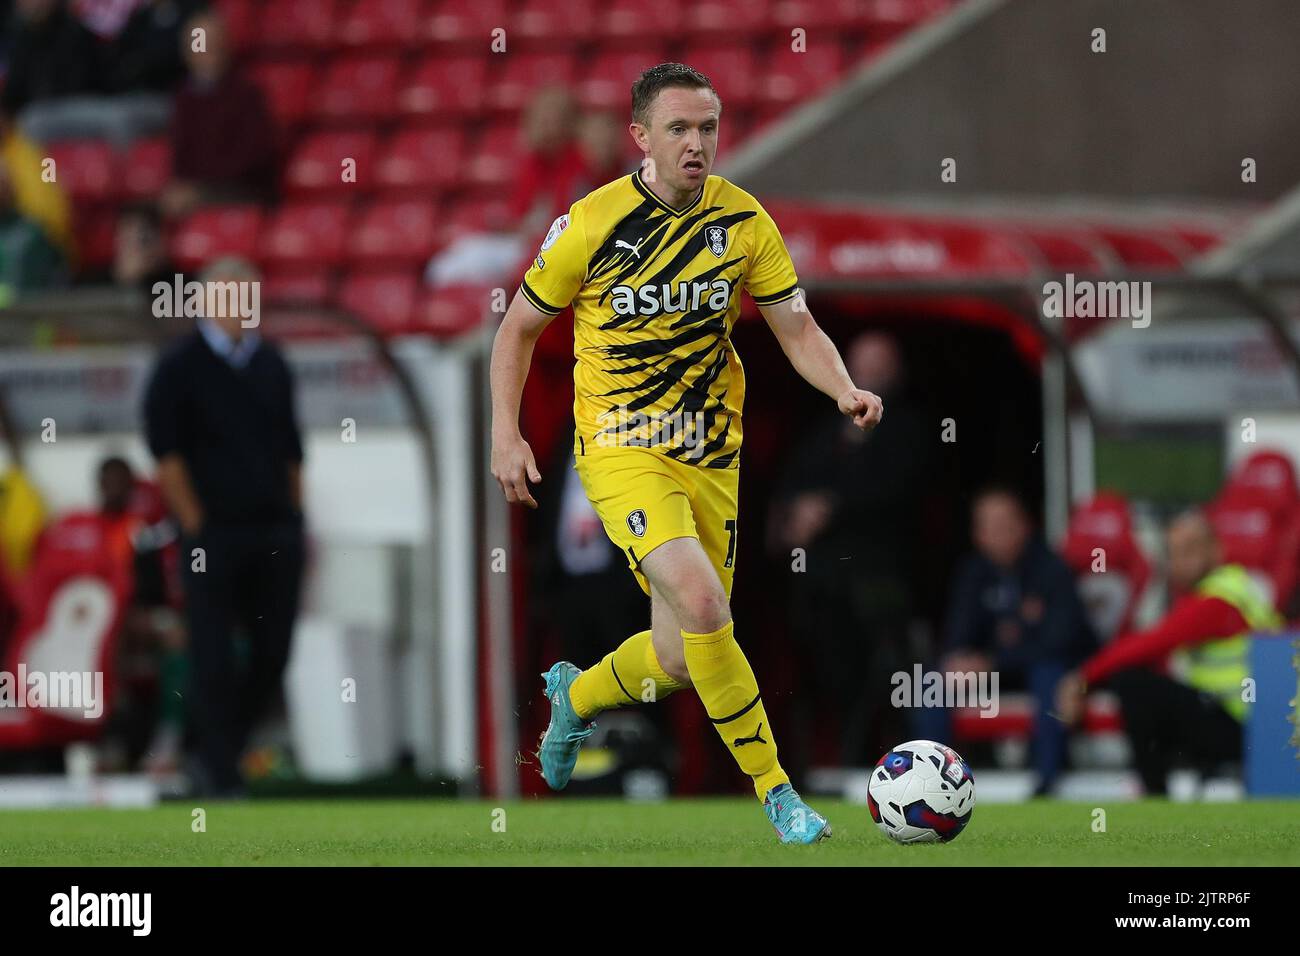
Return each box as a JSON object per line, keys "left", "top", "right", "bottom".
{"left": 0, "top": 0, "right": 638, "bottom": 309}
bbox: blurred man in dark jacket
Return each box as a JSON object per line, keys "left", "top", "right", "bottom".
{"left": 773, "top": 332, "right": 933, "bottom": 767}
{"left": 919, "top": 487, "right": 1097, "bottom": 794}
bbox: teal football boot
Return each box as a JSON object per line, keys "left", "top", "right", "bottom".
{"left": 763, "top": 783, "right": 832, "bottom": 844}
{"left": 538, "top": 661, "right": 596, "bottom": 790}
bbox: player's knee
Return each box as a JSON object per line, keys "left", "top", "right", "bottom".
{"left": 677, "top": 585, "right": 730, "bottom": 634}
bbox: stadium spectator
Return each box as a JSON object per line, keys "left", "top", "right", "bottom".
{"left": 571, "top": 112, "right": 632, "bottom": 203}
{"left": 161, "top": 7, "right": 277, "bottom": 218}
{"left": 0, "top": 103, "right": 74, "bottom": 256}
{"left": 1056, "top": 510, "right": 1282, "bottom": 795}
{"left": 508, "top": 85, "right": 584, "bottom": 235}
{"left": 920, "top": 487, "right": 1097, "bottom": 795}
{"left": 772, "top": 331, "right": 934, "bottom": 766}
{"left": 143, "top": 255, "right": 306, "bottom": 797}
{"left": 0, "top": 159, "right": 67, "bottom": 301}
{"left": 110, "top": 0, "right": 203, "bottom": 94}
{"left": 92, "top": 455, "right": 188, "bottom": 775}
{"left": 112, "top": 203, "right": 174, "bottom": 295}
{"left": 0, "top": 0, "right": 106, "bottom": 117}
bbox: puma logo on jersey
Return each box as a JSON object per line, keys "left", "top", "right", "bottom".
{"left": 610, "top": 279, "right": 732, "bottom": 317}
{"left": 733, "top": 723, "right": 767, "bottom": 748}
{"left": 614, "top": 238, "right": 644, "bottom": 260}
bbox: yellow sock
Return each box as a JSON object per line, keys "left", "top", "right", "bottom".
{"left": 569, "top": 630, "right": 687, "bottom": 719}
{"left": 681, "top": 621, "right": 789, "bottom": 801}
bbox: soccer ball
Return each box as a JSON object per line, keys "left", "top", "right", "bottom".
{"left": 867, "top": 739, "right": 975, "bottom": 844}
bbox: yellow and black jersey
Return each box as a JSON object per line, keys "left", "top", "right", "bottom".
{"left": 520, "top": 170, "right": 799, "bottom": 469}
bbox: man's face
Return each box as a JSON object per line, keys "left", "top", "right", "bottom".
{"left": 632, "top": 86, "right": 719, "bottom": 195}
{"left": 99, "top": 465, "right": 133, "bottom": 515}
{"left": 1166, "top": 518, "right": 1219, "bottom": 592}
{"left": 973, "top": 494, "right": 1030, "bottom": 568}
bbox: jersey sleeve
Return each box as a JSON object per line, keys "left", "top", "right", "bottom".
{"left": 519, "top": 201, "right": 587, "bottom": 316}
{"left": 745, "top": 204, "right": 800, "bottom": 307}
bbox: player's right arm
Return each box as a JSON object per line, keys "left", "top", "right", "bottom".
{"left": 489, "top": 290, "right": 558, "bottom": 509}
{"left": 489, "top": 204, "right": 588, "bottom": 509}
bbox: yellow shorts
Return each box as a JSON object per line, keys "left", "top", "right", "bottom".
{"left": 574, "top": 447, "right": 740, "bottom": 598}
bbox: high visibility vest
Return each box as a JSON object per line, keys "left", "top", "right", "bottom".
{"left": 1176, "top": 564, "right": 1282, "bottom": 722}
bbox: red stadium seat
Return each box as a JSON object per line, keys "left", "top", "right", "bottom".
{"left": 1222, "top": 450, "right": 1300, "bottom": 514}
{"left": 515, "top": 0, "right": 595, "bottom": 45}
{"left": 349, "top": 199, "right": 441, "bottom": 268}
{"left": 1061, "top": 492, "right": 1151, "bottom": 641}
{"left": 338, "top": 271, "right": 419, "bottom": 332}
{"left": 375, "top": 127, "right": 465, "bottom": 193}
{"left": 215, "top": 0, "right": 257, "bottom": 52}
{"left": 951, "top": 692, "right": 1123, "bottom": 742}
{"left": 335, "top": 0, "right": 426, "bottom": 49}
{"left": 260, "top": 201, "right": 354, "bottom": 267}
{"left": 0, "top": 513, "right": 131, "bottom": 751}
{"left": 74, "top": 205, "right": 119, "bottom": 271}
{"left": 465, "top": 123, "right": 521, "bottom": 189}
{"left": 485, "top": 53, "right": 577, "bottom": 113}
{"left": 759, "top": 42, "right": 845, "bottom": 107}
{"left": 769, "top": 0, "right": 874, "bottom": 29}
{"left": 262, "top": 267, "right": 337, "bottom": 307}
{"left": 398, "top": 55, "right": 487, "bottom": 117}
{"left": 250, "top": 60, "right": 318, "bottom": 133}
{"left": 1209, "top": 450, "right": 1300, "bottom": 610}
{"left": 313, "top": 55, "right": 403, "bottom": 123}
{"left": 422, "top": 0, "right": 507, "bottom": 46}
{"left": 578, "top": 49, "right": 669, "bottom": 110}
{"left": 593, "top": 0, "right": 677, "bottom": 42}
{"left": 170, "top": 205, "right": 265, "bottom": 269}
{"left": 46, "top": 141, "right": 118, "bottom": 202}
{"left": 284, "top": 130, "right": 379, "bottom": 195}
{"left": 121, "top": 137, "right": 173, "bottom": 200}
{"left": 249, "top": 0, "right": 340, "bottom": 53}
{"left": 415, "top": 284, "right": 493, "bottom": 337}
{"left": 684, "top": 0, "right": 769, "bottom": 37}
{"left": 437, "top": 195, "right": 511, "bottom": 243}
{"left": 1207, "top": 503, "right": 1300, "bottom": 612}
{"left": 678, "top": 46, "right": 758, "bottom": 108}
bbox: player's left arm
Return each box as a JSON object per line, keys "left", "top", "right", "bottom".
{"left": 747, "top": 202, "right": 881, "bottom": 430}
{"left": 759, "top": 294, "right": 883, "bottom": 431}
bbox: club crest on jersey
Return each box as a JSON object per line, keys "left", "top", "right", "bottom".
{"left": 540, "top": 214, "right": 569, "bottom": 252}
{"left": 626, "top": 509, "right": 647, "bottom": 538}
{"left": 705, "top": 224, "right": 728, "bottom": 258}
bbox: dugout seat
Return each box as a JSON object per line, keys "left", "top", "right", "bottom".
{"left": 1061, "top": 492, "right": 1151, "bottom": 642}
{"left": 0, "top": 513, "right": 131, "bottom": 751}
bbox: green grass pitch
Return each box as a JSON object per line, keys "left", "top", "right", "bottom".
{"left": 1, "top": 799, "right": 1296, "bottom": 866}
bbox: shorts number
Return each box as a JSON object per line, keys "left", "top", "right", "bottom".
{"left": 723, "top": 518, "right": 737, "bottom": 568}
